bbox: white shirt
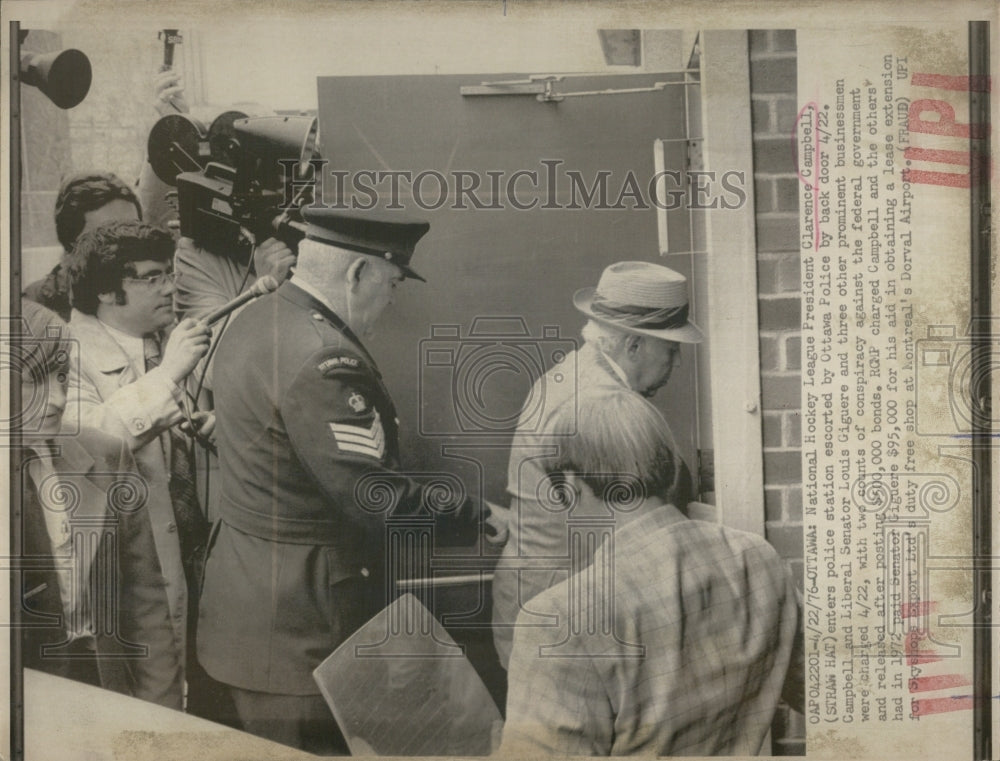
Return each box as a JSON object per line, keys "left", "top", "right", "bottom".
{"left": 98, "top": 319, "right": 148, "bottom": 375}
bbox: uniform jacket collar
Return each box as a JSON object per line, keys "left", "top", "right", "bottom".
{"left": 279, "top": 281, "right": 380, "bottom": 371}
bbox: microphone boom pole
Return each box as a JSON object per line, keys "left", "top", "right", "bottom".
{"left": 203, "top": 275, "right": 280, "bottom": 326}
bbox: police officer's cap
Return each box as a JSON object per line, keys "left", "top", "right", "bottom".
{"left": 302, "top": 208, "right": 429, "bottom": 282}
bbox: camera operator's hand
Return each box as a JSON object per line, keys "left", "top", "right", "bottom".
{"left": 253, "top": 238, "right": 296, "bottom": 284}
{"left": 179, "top": 411, "right": 216, "bottom": 443}
{"left": 154, "top": 69, "right": 189, "bottom": 117}
{"left": 159, "top": 318, "right": 211, "bottom": 385}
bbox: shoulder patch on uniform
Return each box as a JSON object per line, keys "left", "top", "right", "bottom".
{"left": 329, "top": 410, "right": 385, "bottom": 459}
{"left": 317, "top": 355, "right": 361, "bottom": 374}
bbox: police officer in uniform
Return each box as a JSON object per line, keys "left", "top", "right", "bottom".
{"left": 197, "top": 208, "right": 504, "bottom": 754}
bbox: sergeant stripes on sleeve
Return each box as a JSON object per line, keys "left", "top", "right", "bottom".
{"left": 328, "top": 411, "right": 386, "bottom": 459}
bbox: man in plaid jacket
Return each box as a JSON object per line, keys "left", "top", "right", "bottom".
{"left": 500, "top": 385, "right": 804, "bottom": 757}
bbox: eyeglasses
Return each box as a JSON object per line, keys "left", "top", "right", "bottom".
{"left": 123, "top": 269, "right": 176, "bottom": 288}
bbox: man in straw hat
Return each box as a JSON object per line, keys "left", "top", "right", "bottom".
{"left": 499, "top": 384, "right": 803, "bottom": 756}
{"left": 492, "top": 260, "right": 703, "bottom": 669}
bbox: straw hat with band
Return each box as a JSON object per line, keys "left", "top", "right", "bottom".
{"left": 573, "top": 261, "right": 704, "bottom": 344}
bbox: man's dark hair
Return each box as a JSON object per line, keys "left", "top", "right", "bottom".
{"left": 54, "top": 172, "right": 142, "bottom": 252}
{"left": 69, "top": 221, "right": 175, "bottom": 315}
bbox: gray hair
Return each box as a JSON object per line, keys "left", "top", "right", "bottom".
{"left": 544, "top": 384, "right": 675, "bottom": 504}
{"left": 294, "top": 237, "right": 358, "bottom": 286}
{"left": 580, "top": 319, "right": 630, "bottom": 353}
{"left": 296, "top": 238, "right": 400, "bottom": 290}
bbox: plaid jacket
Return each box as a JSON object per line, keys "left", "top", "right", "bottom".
{"left": 501, "top": 505, "right": 803, "bottom": 757}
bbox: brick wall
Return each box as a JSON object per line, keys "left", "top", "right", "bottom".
{"left": 749, "top": 29, "right": 805, "bottom": 756}
{"left": 750, "top": 29, "right": 802, "bottom": 578}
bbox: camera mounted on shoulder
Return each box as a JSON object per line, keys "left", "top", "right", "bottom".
{"left": 147, "top": 108, "right": 321, "bottom": 259}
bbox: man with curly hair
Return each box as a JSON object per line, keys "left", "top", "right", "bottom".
{"left": 65, "top": 220, "right": 216, "bottom": 713}
{"left": 23, "top": 172, "right": 142, "bottom": 321}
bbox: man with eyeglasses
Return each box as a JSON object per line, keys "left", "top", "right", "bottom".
{"left": 65, "top": 220, "right": 216, "bottom": 714}
{"left": 23, "top": 172, "right": 143, "bottom": 323}
{"left": 491, "top": 261, "right": 703, "bottom": 669}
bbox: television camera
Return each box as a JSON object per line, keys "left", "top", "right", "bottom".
{"left": 147, "top": 106, "right": 321, "bottom": 259}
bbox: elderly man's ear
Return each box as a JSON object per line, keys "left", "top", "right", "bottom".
{"left": 347, "top": 257, "right": 368, "bottom": 289}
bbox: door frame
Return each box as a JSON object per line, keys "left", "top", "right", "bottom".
{"left": 696, "top": 30, "right": 766, "bottom": 535}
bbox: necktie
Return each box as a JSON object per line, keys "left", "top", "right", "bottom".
{"left": 143, "top": 336, "right": 208, "bottom": 588}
